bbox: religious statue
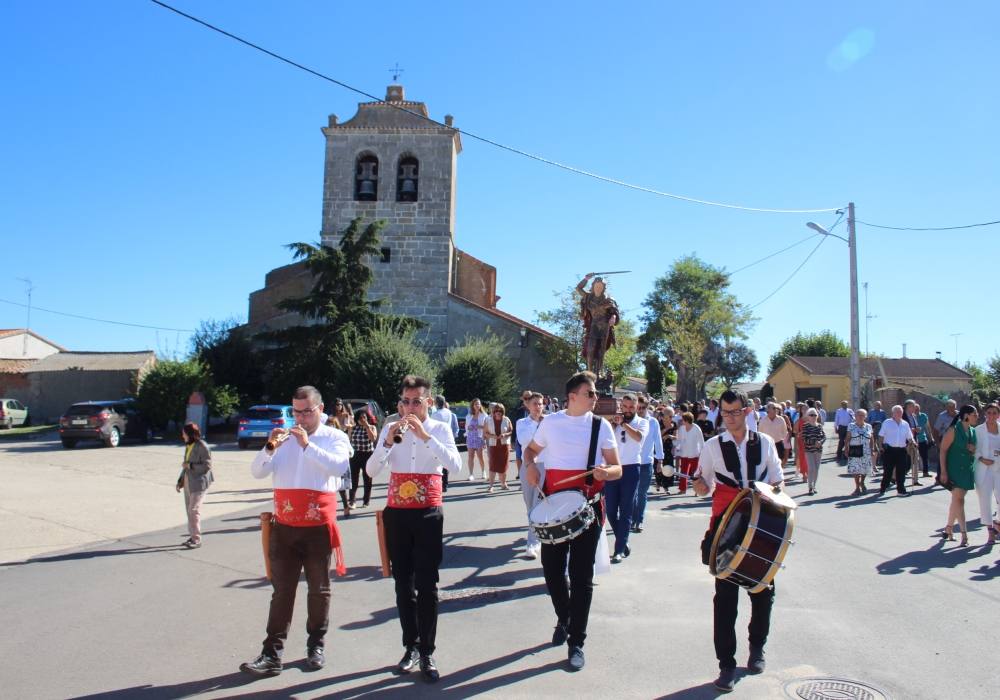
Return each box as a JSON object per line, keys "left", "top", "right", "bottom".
{"left": 576, "top": 272, "right": 620, "bottom": 380}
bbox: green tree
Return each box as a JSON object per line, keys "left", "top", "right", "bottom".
{"left": 767, "top": 330, "right": 849, "bottom": 375}
{"left": 716, "top": 341, "right": 760, "bottom": 388}
{"left": 324, "top": 322, "right": 437, "bottom": 412}
{"left": 438, "top": 333, "right": 517, "bottom": 404}
{"left": 534, "top": 286, "right": 585, "bottom": 371}
{"left": 640, "top": 255, "right": 754, "bottom": 401}
{"left": 137, "top": 359, "right": 239, "bottom": 430}
{"left": 644, "top": 354, "right": 664, "bottom": 396}
{"left": 190, "top": 317, "right": 264, "bottom": 405}
{"left": 964, "top": 358, "right": 1000, "bottom": 404}
{"left": 602, "top": 318, "right": 640, "bottom": 385}
{"left": 258, "top": 218, "right": 419, "bottom": 399}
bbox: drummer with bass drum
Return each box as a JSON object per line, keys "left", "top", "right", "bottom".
{"left": 522, "top": 371, "right": 621, "bottom": 672}
{"left": 692, "top": 388, "right": 784, "bottom": 693}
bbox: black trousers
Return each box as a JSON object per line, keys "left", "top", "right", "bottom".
{"left": 881, "top": 446, "right": 909, "bottom": 494}
{"left": 263, "top": 523, "right": 331, "bottom": 657}
{"left": 714, "top": 577, "right": 775, "bottom": 669}
{"left": 918, "top": 441, "right": 931, "bottom": 475}
{"left": 540, "top": 499, "right": 604, "bottom": 649}
{"left": 384, "top": 506, "right": 444, "bottom": 655}
{"left": 349, "top": 451, "right": 373, "bottom": 505}
{"left": 836, "top": 425, "right": 849, "bottom": 458}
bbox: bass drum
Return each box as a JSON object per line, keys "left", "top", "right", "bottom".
{"left": 709, "top": 486, "right": 795, "bottom": 593}
{"left": 529, "top": 490, "right": 595, "bottom": 545}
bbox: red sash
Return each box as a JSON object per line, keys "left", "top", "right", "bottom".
{"left": 273, "top": 489, "right": 346, "bottom": 576}
{"left": 543, "top": 468, "right": 605, "bottom": 500}
{"left": 388, "top": 472, "right": 443, "bottom": 508}
{"left": 711, "top": 482, "right": 742, "bottom": 518}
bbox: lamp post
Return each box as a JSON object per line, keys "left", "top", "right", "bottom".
{"left": 807, "top": 202, "right": 860, "bottom": 408}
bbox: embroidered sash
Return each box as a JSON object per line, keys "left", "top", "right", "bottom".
{"left": 387, "top": 472, "right": 443, "bottom": 508}
{"left": 273, "top": 488, "right": 346, "bottom": 576}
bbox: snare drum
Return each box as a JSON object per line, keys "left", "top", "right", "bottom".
{"left": 529, "top": 490, "right": 595, "bottom": 545}
{"left": 708, "top": 485, "right": 795, "bottom": 593}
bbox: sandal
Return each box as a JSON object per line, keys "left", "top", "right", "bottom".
{"left": 942, "top": 527, "right": 955, "bottom": 541}
{"left": 959, "top": 533, "right": 969, "bottom": 547}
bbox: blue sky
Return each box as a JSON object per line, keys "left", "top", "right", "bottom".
{"left": 3, "top": 1, "right": 998, "bottom": 377}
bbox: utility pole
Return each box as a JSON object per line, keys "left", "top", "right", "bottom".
{"left": 16, "top": 277, "right": 33, "bottom": 357}
{"left": 848, "top": 203, "right": 860, "bottom": 410}
{"left": 950, "top": 333, "right": 962, "bottom": 365}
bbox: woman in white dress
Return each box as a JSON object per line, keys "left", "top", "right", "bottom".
{"left": 974, "top": 403, "right": 1000, "bottom": 545}
{"left": 845, "top": 408, "right": 876, "bottom": 495}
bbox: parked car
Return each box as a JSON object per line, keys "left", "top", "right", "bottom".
{"left": 0, "top": 398, "right": 30, "bottom": 428}
{"left": 451, "top": 403, "right": 469, "bottom": 446}
{"left": 343, "top": 398, "right": 386, "bottom": 432}
{"left": 58, "top": 401, "right": 152, "bottom": 448}
{"left": 238, "top": 405, "right": 294, "bottom": 449}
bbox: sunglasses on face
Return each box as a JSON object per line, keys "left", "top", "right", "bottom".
{"left": 579, "top": 390, "right": 597, "bottom": 398}
{"left": 399, "top": 398, "right": 425, "bottom": 407}
{"left": 292, "top": 405, "right": 320, "bottom": 416}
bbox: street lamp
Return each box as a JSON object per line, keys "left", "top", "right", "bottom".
{"left": 806, "top": 203, "right": 861, "bottom": 409}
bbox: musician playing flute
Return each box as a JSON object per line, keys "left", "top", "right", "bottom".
{"left": 240, "top": 385, "right": 352, "bottom": 677}
{"left": 523, "top": 371, "right": 621, "bottom": 672}
{"left": 366, "top": 375, "right": 462, "bottom": 682}
{"left": 693, "top": 388, "right": 784, "bottom": 693}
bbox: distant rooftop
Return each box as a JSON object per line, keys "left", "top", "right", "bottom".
{"left": 29, "top": 351, "right": 156, "bottom": 373}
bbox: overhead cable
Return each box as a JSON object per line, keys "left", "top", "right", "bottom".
{"left": 856, "top": 218, "right": 1000, "bottom": 231}
{"left": 0, "top": 297, "right": 196, "bottom": 333}
{"left": 149, "top": 0, "right": 843, "bottom": 215}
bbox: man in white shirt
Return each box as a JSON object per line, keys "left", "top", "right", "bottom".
{"left": 632, "top": 395, "right": 664, "bottom": 533}
{"left": 604, "top": 394, "right": 649, "bottom": 563}
{"left": 523, "top": 371, "right": 621, "bottom": 672}
{"left": 241, "top": 386, "right": 352, "bottom": 677}
{"left": 516, "top": 392, "right": 546, "bottom": 558}
{"left": 834, "top": 401, "right": 855, "bottom": 461}
{"left": 816, "top": 401, "right": 828, "bottom": 424}
{"left": 429, "top": 395, "right": 459, "bottom": 492}
{"left": 366, "top": 376, "right": 462, "bottom": 682}
{"left": 758, "top": 402, "right": 789, "bottom": 467}
{"left": 693, "top": 389, "right": 784, "bottom": 692}
{"left": 878, "top": 405, "right": 915, "bottom": 497}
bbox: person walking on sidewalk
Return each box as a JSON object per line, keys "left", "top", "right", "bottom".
{"left": 516, "top": 392, "right": 546, "bottom": 559}
{"left": 938, "top": 404, "right": 978, "bottom": 546}
{"left": 632, "top": 396, "right": 663, "bottom": 533}
{"left": 878, "top": 405, "right": 916, "bottom": 497}
{"left": 605, "top": 394, "right": 648, "bottom": 562}
{"left": 834, "top": 401, "right": 854, "bottom": 461}
{"left": 802, "top": 409, "right": 826, "bottom": 496}
{"left": 176, "top": 421, "right": 212, "bottom": 549}
{"left": 485, "top": 403, "right": 513, "bottom": 492}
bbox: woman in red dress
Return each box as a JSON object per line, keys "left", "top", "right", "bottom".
{"left": 485, "top": 403, "right": 513, "bottom": 492}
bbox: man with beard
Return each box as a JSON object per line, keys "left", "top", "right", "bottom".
{"left": 605, "top": 394, "right": 648, "bottom": 562}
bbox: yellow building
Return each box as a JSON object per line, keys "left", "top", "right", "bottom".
{"left": 766, "top": 356, "right": 973, "bottom": 407}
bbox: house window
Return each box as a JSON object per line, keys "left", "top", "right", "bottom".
{"left": 355, "top": 154, "right": 378, "bottom": 201}
{"left": 380, "top": 247, "right": 391, "bottom": 263}
{"left": 396, "top": 156, "right": 418, "bottom": 202}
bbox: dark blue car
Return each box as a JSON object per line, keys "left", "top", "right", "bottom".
{"left": 238, "top": 404, "right": 294, "bottom": 449}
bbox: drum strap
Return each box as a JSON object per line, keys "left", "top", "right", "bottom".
{"left": 586, "top": 416, "right": 600, "bottom": 490}
{"left": 719, "top": 431, "right": 762, "bottom": 487}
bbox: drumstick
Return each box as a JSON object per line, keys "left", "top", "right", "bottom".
{"left": 551, "top": 468, "right": 600, "bottom": 487}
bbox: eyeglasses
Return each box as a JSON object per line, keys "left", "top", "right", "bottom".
{"left": 292, "top": 405, "right": 320, "bottom": 416}
{"left": 399, "top": 398, "right": 426, "bottom": 407}
{"left": 720, "top": 409, "right": 745, "bottom": 418}
{"left": 579, "top": 390, "right": 598, "bottom": 398}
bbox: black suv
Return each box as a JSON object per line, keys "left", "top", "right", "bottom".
{"left": 58, "top": 400, "right": 151, "bottom": 448}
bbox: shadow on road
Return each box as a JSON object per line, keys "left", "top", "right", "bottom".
{"left": 877, "top": 539, "right": 988, "bottom": 575}
{"left": 3, "top": 542, "right": 188, "bottom": 568}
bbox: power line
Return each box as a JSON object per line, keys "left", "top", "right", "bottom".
{"left": 0, "top": 297, "right": 196, "bottom": 333}
{"left": 856, "top": 218, "right": 1000, "bottom": 231}
{"left": 149, "top": 0, "right": 843, "bottom": 215}
{"left": 726, "top": 211, "right": 843, "bottom": 277}
{"left": 749, "top": 235, "right": 828, "bottom": 309}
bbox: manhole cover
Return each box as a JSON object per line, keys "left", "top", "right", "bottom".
{"left": 784, "top": 677, "right": 890, "bottom": 700}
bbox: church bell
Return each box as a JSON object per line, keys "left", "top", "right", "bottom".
{"left": 357, "top": 179, "right": 376, "bottom": 199}
{"left": 400, "top": 178, "right": 417, "bottom": 195}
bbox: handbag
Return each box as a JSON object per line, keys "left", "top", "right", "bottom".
{"left": 848, "top": 444, "right": 864, "bottom": 458}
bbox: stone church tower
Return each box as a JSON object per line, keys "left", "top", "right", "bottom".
{"left": 319, "top": 84, "right": 459, "bottom": 350}
{"left": 246, "top": 85, "right": 572, "bottom": 396}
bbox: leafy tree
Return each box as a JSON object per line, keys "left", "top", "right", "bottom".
{"left": 258, "top": 218, "right": 419, "bottom": 399}
{"left": 644, "top": 354, "right": 664, "bottom": 396}
{"left": 190, "top": 317, "right": 264, "bottom": 405}
{"left": 767, "top": 330, "right": 849, "bottom": 375}
{"left": 602, "top": 318, "right": 640, "bottom": 385}
{"left": 964, "top": 357, "right": 1000, "bottom": 404}
{"left": 137, "top": 359, "right": 239, "bottom": 430}
{"left": 324, "top": 322, "right": 437, "bottom": 412}
{"left": 534, "top": 286, "right": 585, "bottom": 371}
{"left": 716, "top": 341, "right": 760, "bottom": 388}
{"left": 640, "top": 255, "right": 754, "bottom": 401}
{"left": 438, "top": 333, "right": 517, "bottom": 404}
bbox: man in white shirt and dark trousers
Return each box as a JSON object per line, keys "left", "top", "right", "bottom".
{"left": 523, "top": 371, "right": 622, "bottom": 671}
{"left": 693, "top": 388, "right": 784, "bottom": 693}
{"left": 632, "top": 395, "right": 664, "bottom": 533}
{"left": 516, "top": 392, "right": 546, "bottom": 559}
{"left": 834, "top": 401, "right": 855, "bottom": 461}
{"left": 367, "top": 376, "right": 463, "bottom": 682}
{"left": 240, "top": 386, "right": 352, "bottom": 677}
{"left": 604, "top": 394, "right": 648, "bottom": 562}
{"left": 878, "top": 405, "right": 915, "bottom": 496}
{"left": 429, "top": 395, "right": 459, "bottom": 492}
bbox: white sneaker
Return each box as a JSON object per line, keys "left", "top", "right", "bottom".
{"left": 526, "top": 545, "right": 540, "bottom": 559}
{"left": 468, "top": 474, "right": 476, "bottom": 481}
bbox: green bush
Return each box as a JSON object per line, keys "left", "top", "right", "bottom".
{"left": 137, "top": 359, "right": 239, "bottom": 429}
{"left": 326, "top": 323, "right": 436, "bottom": 411}
{"left": 438, "top": 334, "right": 517, "bottom": 404}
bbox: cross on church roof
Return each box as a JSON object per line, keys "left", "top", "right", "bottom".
{"left": 388, "top": 62, "right": 405, "bottom": 83}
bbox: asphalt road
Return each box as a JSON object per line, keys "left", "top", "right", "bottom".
{"left": 1, "top": 429, "right": 997, "bottom": 699}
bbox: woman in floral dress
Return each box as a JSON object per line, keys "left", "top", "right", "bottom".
{"left": 465, "top": 398, "right": 487, "bottom": 480}
{"left": 846, "top": 408, "right": 875, "bottom": 495}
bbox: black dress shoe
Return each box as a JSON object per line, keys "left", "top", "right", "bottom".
{"left": 747, "top": 646, "right": 766, "bottom": 674}
{"left": 306, "top": 646, "right": 325, "bottom": 670}
{"left": 623, "top": 544, "right": 631, "bottom": 558}
{"left": 551, "top": 623, "right": 568, "bottom": 646}
{"left": 397, "top": 647, "right": 419, "bottom": 674}
{"left": 713, "top": 666, "right": 736, "bottom": 692}
{"left": 240, "top": 653, "right": 282, "bottom": 677}
{"left": 419, "top": 655, "right": 440, "bottom": 682}
{"left": 635, "top": 523, "right": 644, "bottom": 533}
{"left": 567, "top": 646, "right": 585, "bottom": 671}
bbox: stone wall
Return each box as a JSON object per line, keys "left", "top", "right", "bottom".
{"left": 27, "top": 370, "right": 142, "bottom": 423}
{"left": 247, "top": 261, "right": 314, "bottom": 330}
{"left": 453, "top": 249, "right": 497, "bottom": 309}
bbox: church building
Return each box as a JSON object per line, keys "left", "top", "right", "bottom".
{"left": 246, "top": 84, "right": 570, "bottom": 397}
